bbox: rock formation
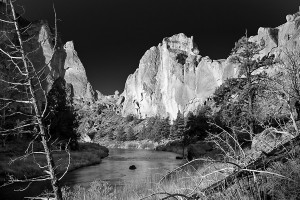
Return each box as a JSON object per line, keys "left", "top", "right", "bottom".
{"left": 63, "top": 41, "right": 96, "bottom": 102}
{"left": 28, "top": 22, "right": 96, "bottom": 103}
{"left": 119, "top": 8, "right": 300, "bottom": 120}
{"left": 0, "top": 1, "right": 96, "bottom": 104}
{"left": 120, "top": 33, "right": 238, "bottom": 120}
{"left": 249, "top": 8, "right": 300, "bottom": 58}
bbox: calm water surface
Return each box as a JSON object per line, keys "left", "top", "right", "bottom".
{"left": 0, "top": 148, "right": 184, "bottom": 199}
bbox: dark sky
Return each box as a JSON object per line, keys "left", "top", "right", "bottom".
{"left": 16, "top": 0, "right": 300, "bottom": 95}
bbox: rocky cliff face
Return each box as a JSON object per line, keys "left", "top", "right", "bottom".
{"left": 120, "top": 34, "right": 238, "bottom": 120}
{"left": 120, "top": 9, "right": 300, "bottom": 120}
{"left": 249, "top": 10, "right": 300, "bottom": 58}
{"left": 27, "top": 21, "right": 96, "bottom": 103}
{"left": 63, "top": 41, "right": 95, "bottom": 102}
{"left": 0, "top": 2, "right": 96, "bottom": 103}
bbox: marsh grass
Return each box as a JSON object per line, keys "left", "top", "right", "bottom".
{"left": 0, "top": 141, "right": 108, "bottom": 182}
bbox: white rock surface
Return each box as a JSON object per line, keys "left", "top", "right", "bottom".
{"left": 120, "top": 33, "right": 238, "bottom": 120}
{"left": 121, "top": 8, "right": 300, "bottom": 120}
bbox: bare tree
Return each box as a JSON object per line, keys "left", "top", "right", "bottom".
{"left": 0, "top": 1, "right": 64, "bottom": 199}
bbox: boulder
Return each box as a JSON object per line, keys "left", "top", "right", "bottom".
{"left": 251, "top": 128, "right": 294, "bottom": 154}
{"left": 129, "top": 165, "right": 136, "bottom": 170}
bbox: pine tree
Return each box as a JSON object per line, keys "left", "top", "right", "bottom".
{"left": 176, "top": 113, "right": 186, "bottom": 139}
{"left": 126, "top": 126, "right": 136, "bottom": 141}
{"left": 160, "top": 117, "right": 171, "bottom": 139}
{"left": 138, "top": 125, "right": 147, "bottom": 140}
{"left": 108, "top": 131, "right": 114, "bottom": 140}
{"left": 116, "top": 127, "right": 126, "bottom": 141}
{"left": 149, "top": 118, "right": 163, "bottom": 142}
{"left": 221, "top": 33, "right": 274, "bottom": 133}
{"left": 169, "top": 118, "right": 179, "bottom": 140}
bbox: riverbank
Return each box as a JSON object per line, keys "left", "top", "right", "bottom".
{"left": 0, "top": 140, "right": 108, "bottom": 183}
{"left": 97, "top": 138, "right": 217, "bottom": 161}
{"left": 96, "top": 139, "right": 161, "bottom": 150}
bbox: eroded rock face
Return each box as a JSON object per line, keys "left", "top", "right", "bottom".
{"left": 120, "top": 8, "right": 300, "bottom": 120}
{"left": 120, "top": 33, "right": 238, "bottom": 120}
{"left": 0, "top": 11, "right": 96, "bottom": 104}
{"left": 63, "top": 41, "right": 95, "bottom": 102}
{"left": 25, "top": 21, "right": 96, "bottom": 103}
{"left": 249, "top": 8, "right": 300, "bottom": 58}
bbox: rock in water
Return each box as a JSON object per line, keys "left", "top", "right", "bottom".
{"left": 129, "top": 165, "right": 136, "bottom": 170}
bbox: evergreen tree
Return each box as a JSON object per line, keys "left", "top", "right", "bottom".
{"left": 138, "top": 125, "right": 147, "bottom": 140}
{"left": 175, "top": 112, "right": 186, "bottom": 139}
{"left": 216, "top": 33, "right": 274, "bottom": 133}
{"left": 149, "top": 118, "right": 163, "bottom": 142}
{"left": 116, "top": 127, "right": 126, "bottom": 141}
{"left": 46, "top": 78, "right": 79, "bottom": 149}
{"left": 160, "top": 117, "right": 171, "bottom": 139}
{"left": 169, "top": 118, "right": 179, "bottom": 140}
{"left": 108, "top": 131, "right": 114, "bottom": 140}
{"left": 126, "top": 126, "right": 136, "bottom": 141}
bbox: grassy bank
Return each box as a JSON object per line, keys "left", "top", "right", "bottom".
{"left": 61, "top": 160, "right": 235, "bottom": 200}
{"left": 0, "top": 140, "right": 108, "bottom": 183}
{"left": 62, "top": 153, "right": 300, "bottom": 200}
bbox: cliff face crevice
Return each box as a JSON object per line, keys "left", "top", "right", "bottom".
{"left": 120, "top": 9, "right": 300, "bottom": 120}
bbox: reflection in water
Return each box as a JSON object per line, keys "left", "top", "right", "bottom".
{"left": 0, "top": 148, "right": 184, "bottom": 200}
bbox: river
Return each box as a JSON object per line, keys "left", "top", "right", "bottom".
{"left": 0, "top": 148, "right": 184, "bottom": 200}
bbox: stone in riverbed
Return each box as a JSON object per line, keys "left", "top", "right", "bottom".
{"left": 129, "top": 165, "right": 136, "bottom": 170}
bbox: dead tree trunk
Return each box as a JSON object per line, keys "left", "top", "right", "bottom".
{"left": 29, "top": 80, "right": 63, "bottom": 200}
{"left": 9, "top": 1, "right": 63, "bottom": 199}
{"left": 0, "top": 1, "right": 63, "bottom": 199}
{"left": 202, "top": 134, "right": 300, "bottom": 195}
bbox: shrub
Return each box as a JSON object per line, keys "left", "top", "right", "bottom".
{"left": 261, "top": 157, "right": 300, "bottom": 199}
{"left": 125, "top": 114, "right": 134, "bottom": 122}
{"left": 140, "top": 141, "right": 155, "bottom": 149}
{"left": 138, "top": 125, "right": 147, "bottom": 140}
{"left": 107, "top": 131, "right": 114, "bottom": 140}
{"left": 133, "top": 116, "right": 142, "bottom": 125}
{"left": 116, "top": 128, "right": 126, "bottom": 141}
{"left": 63, "top": 180, "right": 115, "bottom": 200}
{"left": 125, "top": 142, "right": 138, "bottom": 149}
{"left": 126, "top": 127, "right": 136, "bottom": 141}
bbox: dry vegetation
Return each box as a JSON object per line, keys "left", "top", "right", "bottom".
{"left": 61, "top": 140, "right": 300, "bottom": 200}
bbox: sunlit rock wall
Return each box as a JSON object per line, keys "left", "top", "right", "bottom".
{"left": 121, "top": 33, "right": 238, "bottom": 120}
{"left": 121, "top": 8, "right": 300, "bottom": 120}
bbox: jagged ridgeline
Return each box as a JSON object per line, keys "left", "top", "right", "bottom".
{"left": 118, "top": 9, "right": 300, "bottom": 120}
{"left": 1, "top": 0, "right": 300, "bottom": 140}
{"left": 0, "top": 1, "right": 99, "bottom": 142}
{"left": 0, "top": 2, "right": 97, "bottom": 104}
